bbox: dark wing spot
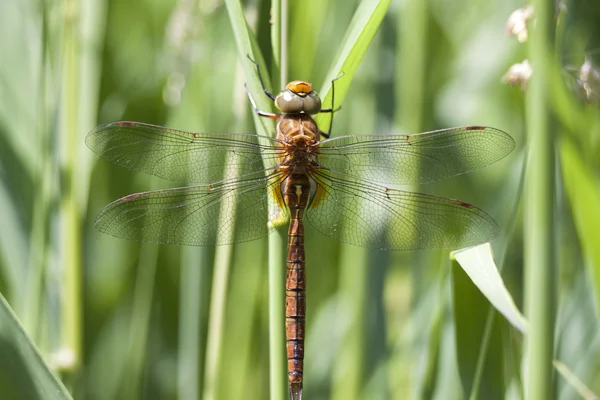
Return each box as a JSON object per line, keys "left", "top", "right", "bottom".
{"left": 455, "top": 200, "right": 476, "bottom": 209}
{"left": 465, "top": 125, "right": 486, "bottom": 131}
{"left": 115, "top": 121, "right": 137, "bottom": 127}
{"left": 121, "top": 193, "right": 142, "bottom": 201}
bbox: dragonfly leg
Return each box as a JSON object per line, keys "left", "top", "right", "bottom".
{"left": 244, "top": 83, "right": 280, "bottom": 119}
{"left": 246, "top": 54, "right": 276, "bottom": 101}
{"left": 320, "top": 72, "right": 345, "bottom": 138}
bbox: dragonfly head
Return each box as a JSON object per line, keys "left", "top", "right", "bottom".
{"left": 275, "top": 80, "right": 322, "bottom": 115}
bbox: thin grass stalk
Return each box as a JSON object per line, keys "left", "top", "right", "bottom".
{"left": 395, "top": 0, "right": 429, "bottom": 395}
{"left": 279, "top": 0, "right": 287, "bottom": 87}
{"left": 268, "top": 227, "right": 287, "bottom": 400}
{"left": 271, "top": 0, "right": 280, "bottom": 82}
{"left": 202, "top": 243, "right": 233, "bottom": 400}
{"left": 396, "top": 0, "right": 427, "bottom": 133}
{"left": 468, "top": 309, "right": 495, "bottom": 400}
{"left": 269, "top": 1, "right": 287, "bottom": 399}
{"left": 59, "top": 0, "right": 82, "bottom": 369}
{"left": 523, "top": 0, "right": 557, "bottom": 398}
{"left": 22, "top": 0, "right": 51, "bottom": 338}
{"left": 178, "top": 248, "right": 206, "bottom": 400}
{"left": 331, "top": 47, "right": 380, "bottom": 399}
{"left": 202, "top": 194, "right": 236, "bottom": 400}
{"left": 174, "top": 6, "right": 213, "bottom": 398}
{"left": 119, "top": 243, "right": 159, "bottom": 399}
{"left": 223, "top": 0, "right": 281, "bottom": 396}
{"left": 331, "top": 246, "right": 368, "bottom": 400}
{"left": 77, "top": 0, "right": 107, "bottom": 207}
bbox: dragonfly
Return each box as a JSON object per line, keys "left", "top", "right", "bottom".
{"left": 86, "top": 60, "right": 514, "bottom": 400}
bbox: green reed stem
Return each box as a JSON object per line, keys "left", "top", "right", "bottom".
{"left": 59, "top": 0, "right": 82, "bottom": 370}
{"left": 468, "top": 309, "right": 495, "bottom": 400}
{"left": 396, "top": 0, "right": 427, "bottom": 133}
{"left": 395, "top": 0, "right": 430, "bottom": 395}
{"left": 269, "top": 226, "right": 287, "bottom": 400}
{"left": 119, "top": 243, "right": 158, "bottom": 399}
{"left": 269, "top": 2, "right": 287, "bottom": 399}
{"left": 524, "top": 0, "right": 557, "bottom": 398}
{"left": 178, "top": 248, "right": 208, "bottom": 400}
{"left": 202, "top": 243, "right": 234, "bottom": 400}
{"left": 332, "top": 246, "right": 368, "bottom": 400}
{"left": 22, "top": 0, "right": 50, "bottom": 339}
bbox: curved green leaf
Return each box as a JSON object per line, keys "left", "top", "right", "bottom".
{"left": 315, "top": 0, "right": 391, "bottom": 131}
{"left": 452, "top": 244, "right": 527, "bottom": 333}
{"left": 0, "top": 294, "right": 72, "bottom": 400}
{"left": 560, "top": 137, "right": 600, "bottom": 317}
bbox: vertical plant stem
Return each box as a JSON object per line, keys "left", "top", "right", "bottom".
{"left": 269, "top": 226, "right": 287, "bottom": 400}
{"left": 23, "top": 0, "right": 50, "bottom": 338}
{"left": 60, "top": 0, "right": 82, "bottom": 369}
{"left": 271, "top": 0, "right": 281, "bottom": 80}
{"left": 524, "top": 0, "right": 556, "bottom": 398}
{"left": 279, "top": 0, "right": 288, "bottom": 86}
{"left": 203, "top": 136, "right": 241, "bottom": 399}
{"left": 332, "top": 246, "right": 368, "bottom": 400}
{"left": 396, "top": 0, "right": 427, "bottom": 133}
{"left": 396, "top": 0, "right": 431, "bottom": 396}
{"left": 178, "top": 248, "right": 208, "bottom": 400}
{"left": 120, "top": 243, "right": 159, "bottom": 399}
{"left": 468, "top": 309, "right": 495, "bottom": 400}
{"left": 203, "top": 243, "right": 234, "bottom": 400}
{"left": 269, "top": 2, "right": 288, "bottom": 399}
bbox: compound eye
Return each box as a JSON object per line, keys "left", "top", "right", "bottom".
{"left": 275, "top": 90, "right": 304, "bottom": 113}
{"left": 302, "top": 92, "right": 322, "bottom": 114}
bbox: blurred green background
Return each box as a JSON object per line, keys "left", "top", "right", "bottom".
{"left": 1, "top": 0, "right": 600, "bottom": 399}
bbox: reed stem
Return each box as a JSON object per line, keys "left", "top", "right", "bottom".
{"left": 269, "top": 2, "right": 288, "bottom": 399}
{"left": 59, "top": 0, "right": 82, "bottom": 370}
{"left": 524, "top": 0, "right": 557, "bottom": 398}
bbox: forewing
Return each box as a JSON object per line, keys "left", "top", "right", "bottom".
{"left": 306, "top": 170, "right": 498, "bottom": 251}
{"left": 86, "top": 121, "right": 282, "bottom": 183}
{"left": 318, "top": 126, "right": 514, "bottom": 185}
{"left": 94, "top": 173, "right": 286, "bottom": 246}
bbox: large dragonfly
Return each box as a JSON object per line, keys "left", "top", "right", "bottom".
{"left": 87, "top": 62, "right": 514, "bottom": 400}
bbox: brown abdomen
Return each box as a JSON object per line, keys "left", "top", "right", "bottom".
{"left": 283, "top": 174, "right": 310, "bottom": 398}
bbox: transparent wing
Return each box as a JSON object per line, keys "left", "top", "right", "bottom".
{"left": 86, "top": 121, "right": 282, "bottom": 183}
{"left": 318, "top": 126, "right": 514, "bottom": 185}
{"left": 95, "top": 172, "right": 286, "bottom": 246}
{"left": 306, "top": 170, "right": 498, "bottom": 251}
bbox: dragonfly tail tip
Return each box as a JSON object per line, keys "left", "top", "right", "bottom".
{"left": 289, "top": 383, "right": 303, "bottom": 400}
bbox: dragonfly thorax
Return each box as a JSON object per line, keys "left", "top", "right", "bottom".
{"left": 276, "top": 114, "right": 321, "bottom": 175}
{"left": 275, "top": 80, "right": 322, "bottom": 114}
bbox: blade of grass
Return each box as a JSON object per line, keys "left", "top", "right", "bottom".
{"left": 118, "top": 243, "right": 158, "bottom": 399}
{"left": 553, "top": 360, "right": 599, "bottom": 400}
{"left": 178, "top": 247, "right": 208, "bottom": 400}
{"left": 331, "top": 246, "right": 368, "bottom": 400}
{"left": 523, "top": 0, "right": 557, "bottom": 397}
{"left": 202, "top": 243, "right": 235, "bottom": 400}
{"left": 0, "top": 293, "right": 73, "bottom": 399}
{"left": 559, "top": 136, "right": 600, "bottom": 318}
{"left": 451, "top": 256, "right": 506, "bottom": 400}
{"left": 314, "top": 0, "right": 391, "bottom": 132}
{"left": 58, "top": 0, "right": 82, "bottom": 370}
{"left": 452, "top": 244, "right": 527, "bottom": 333}
{"left": 224, "top": 2, "right": 286, "bottom": 399}
{"left": 224, "top": 0, "right": 274, "bottom": 137}
{"left": 201, "top": 126, "right": 241, "bottom": 400}
{"left": 288, "top": 0, "right": 331, "bottom": 79}
{"left": 271, "top": 1, "right": 287, "bottom": 399}
{"left": 268, "top": 226, "right": 287, "bottom": 400}
{"left": 396, "top": 0, "right": 427, "bottom": 133}
{"left": 21, "top": 0, "right": 50, "bottom": 339}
